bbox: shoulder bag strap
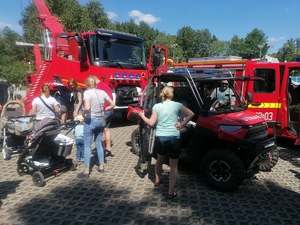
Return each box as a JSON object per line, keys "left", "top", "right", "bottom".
{"left": 94, "top": 90, "right": 105, "bottom": 116}
{"left": 39, "top": 96, "right": 55, "bottom": 115}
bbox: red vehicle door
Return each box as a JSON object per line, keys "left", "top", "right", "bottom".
{"left": 246, "top": 63, "right": 281, "bottom": 136}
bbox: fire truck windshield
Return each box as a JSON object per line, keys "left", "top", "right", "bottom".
{"left": 89, "top": 35, "right": 146, "bottom": 69}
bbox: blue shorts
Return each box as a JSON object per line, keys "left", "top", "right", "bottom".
{"left": 154, "top": 136, "right": 181, "bottom": 159}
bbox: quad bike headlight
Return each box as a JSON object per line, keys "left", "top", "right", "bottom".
{"left": 219, "top": 125, "right": 242, "bottom": 133}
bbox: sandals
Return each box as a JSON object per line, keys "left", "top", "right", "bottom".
{"left": 77, "top": 172, "right": 89, "bottom": 179}
{"left": 154, "top": 178, "right": 163, "bottom": 187}
{"left": 97, "top": 167, "right": 105, "bottom": 173}
{"left": 105, "top": 149, "right": 114, "bottom": 157}
{"left": 167, "top": 189, "right": 177, "bottom": 199}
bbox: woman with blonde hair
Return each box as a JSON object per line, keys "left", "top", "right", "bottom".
{"left": 77, "top": 76, "right": 115, "bottom": 178}
{"left": 139, "top": 86, "right": 194, "bottom": 198}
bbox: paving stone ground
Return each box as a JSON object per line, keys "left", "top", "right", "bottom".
{"left": 0, "top": 113, "right": 300, "bottom": 225}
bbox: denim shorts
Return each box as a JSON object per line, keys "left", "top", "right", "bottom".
{"left": 104, "top": 110, "right": 113, "bottom": 128}
{"left": 154, "top": 136, "right": 181, "bottom": 159}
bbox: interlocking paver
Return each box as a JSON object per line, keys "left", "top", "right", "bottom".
{"left": 0, "top": 114, "right": 300, "bottom": 224}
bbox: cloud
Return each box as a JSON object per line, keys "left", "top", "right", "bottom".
{"left": 107, "top": 11, "right": 117, "bottom": 20}
{"left": 128, "top": 10, "right": 160, "bottom": 25}
{"left": 267, "top": 36, "right": 285, "bottom": 42}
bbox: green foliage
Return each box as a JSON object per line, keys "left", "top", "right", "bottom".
{"left": 244, "top": 28, "right": 268, "bottom": 57}
{"left": 0, "top": 27, "right": 29, "bottom": 84}
{"left": 1, "top": 0, "right": 300, "bottom": 87}
{"left": 277, "top": 39, "right": 298, "bottom": 62}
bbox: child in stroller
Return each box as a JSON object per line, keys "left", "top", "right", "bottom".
{"left": 0, "top": 101, "right": 35, "bottom": 160}
{"left": 17, "top": 118, "right": 79, "bottom": 187}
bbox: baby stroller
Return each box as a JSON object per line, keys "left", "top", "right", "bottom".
{"left": 0, "top": 101, "right": 35, "bottom": 160}
{"left": 17, "top": 118, "right": 78, "bottom": 187}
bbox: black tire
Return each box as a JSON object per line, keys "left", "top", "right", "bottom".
{"left": 2, "top": 146, "right": 11, "bottom": 160}
{"left": 201, "top": 149, "right": 245, "bottom": 192}
{"left": 32, "top": 171, "right": 45, "bottom": 187}
{"left": 131, "top": 127, "right": 141, "bottom": 156}
{"left": 258, "top": 149, "right": 279, "bottom": 171}
{"left": 121, "top": 112, "right": 128, "bottom": 121}
{"left": 17, "top": 164, "right": 30, "bottom": 176}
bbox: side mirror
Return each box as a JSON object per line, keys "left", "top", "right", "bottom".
{"left": 75, "top": 36, "right": 84, "bottom": 45}
{"left": 154, "top": 47, "right": 161, "bottom": 54}
{"left": 247, "top": 92, "right": 253, "bottom": 103}
{"left": 153, "top": 55, "right": 161, "bottom": 67}
{"left": 78, "top": 46, "right": 87, "bottom": 62}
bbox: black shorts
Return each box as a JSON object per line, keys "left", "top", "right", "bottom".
{"left": 154, "top": 136, "right": 181, "bottom": 159}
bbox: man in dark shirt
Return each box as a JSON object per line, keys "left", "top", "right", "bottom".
{"left": 0, "top": 77, "right": 8, "bottom": 107}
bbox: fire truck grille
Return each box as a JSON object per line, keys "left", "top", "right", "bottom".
{"left": 244, "top": 122, "right": 268, "bottom": 141}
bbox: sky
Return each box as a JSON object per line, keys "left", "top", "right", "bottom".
{"left": 0, "top": 0, "right": 299, "bottom": 53}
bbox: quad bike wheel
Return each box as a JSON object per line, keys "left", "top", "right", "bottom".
{"left": 257, "top": 149, "right": 280, "bottom": 171}
{"left": 121, "top": 112, "right": 128, "bottom": 121}
{"left": 2, "top": 146, "right": 11, "bottom": 160}
{"left": 131, "top": 128, "right": 141, "bottom": 156}
{"left": 32, "top": 171, "right": 45, "bottom": 187}
{"left": 201, "top": 148, "right": 245, "bottom": 192}
{"left": 17, "top": 164, "right": 30, "bottom": 176}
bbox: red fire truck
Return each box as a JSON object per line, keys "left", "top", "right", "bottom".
{"left": 172, "top": 56, "right": 300, "bottom": 144}
{"left": 23, "top": 0, "right": 168, "bottom": 117}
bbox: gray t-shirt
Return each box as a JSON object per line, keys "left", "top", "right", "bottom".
{"left": 211, "top": 87, "right": 236, "bottom": 105}
{"left": 83, "top": 89, "right": 109, "bottom": 118}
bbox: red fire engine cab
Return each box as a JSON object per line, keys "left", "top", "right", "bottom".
{"left": 24, "top": 0, "right": 168, "bottom": 117}
{"left": 173, "top": 56, "right": 300, "bottom": 144}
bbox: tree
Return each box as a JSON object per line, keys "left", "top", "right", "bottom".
{"left": 244, "top": 28, "right": 268, "bottom": 58}
{"left": 227, "top": 35, "right": 245, "bottom": 56}
{"left": 277, "top": 39, "right": 297, "bottom": 62}
{"left": 85, "top": 0, "right": 110, "bottom": 29}
{"left": 19, "top": 3, "right": 40, "bottom": 43}
{"left": 0, "top": 27, "right": 28, "bottom": 85}
{"left": 176, "top": 26, "right": 197, "bottom": 62}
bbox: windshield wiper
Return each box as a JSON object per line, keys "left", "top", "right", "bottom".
{"left": 131, "top": 62, "right": 147, "bottom": 70}
{"left": 105, "top": 60, "right": 123, "bottom": 68}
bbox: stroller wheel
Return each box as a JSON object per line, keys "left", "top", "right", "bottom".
{"left": 17, "top": 164, "right": 30, "bottom": 176}
{"left": 66, "top": 159, "right": 77, "bottom": 171}
{"left": 2, "top": 146, "right": 11, "bottom": 160}
{"left": 32, "top": 171, "right": 45, "bottom": 187}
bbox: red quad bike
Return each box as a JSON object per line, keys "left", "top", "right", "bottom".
{"left": 129, "top": 68, "right": 279, "bottom": 192}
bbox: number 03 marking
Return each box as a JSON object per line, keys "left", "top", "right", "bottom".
{"left": 257, "top": 112, "right": 273, "bottom": 121}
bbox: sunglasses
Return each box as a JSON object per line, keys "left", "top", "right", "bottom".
{"left": 221, "top": 83, "right": 229, "bottom": 86}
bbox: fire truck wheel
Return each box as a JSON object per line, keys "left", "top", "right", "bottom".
{"left": 257, "top": 149, "right": 279, "bottom": 171}
{"left": 201, "top": 149, "right": 245, "bottom": 192}
{"left": 131, "top": 128, "right": 141, "bottom": 156}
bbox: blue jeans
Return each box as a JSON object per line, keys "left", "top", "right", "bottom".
{"left": 83, "top": 117, "right": 104, "bottom": 168}
{"left": 75, "top": 137, "right": 84, "bottom": 160}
